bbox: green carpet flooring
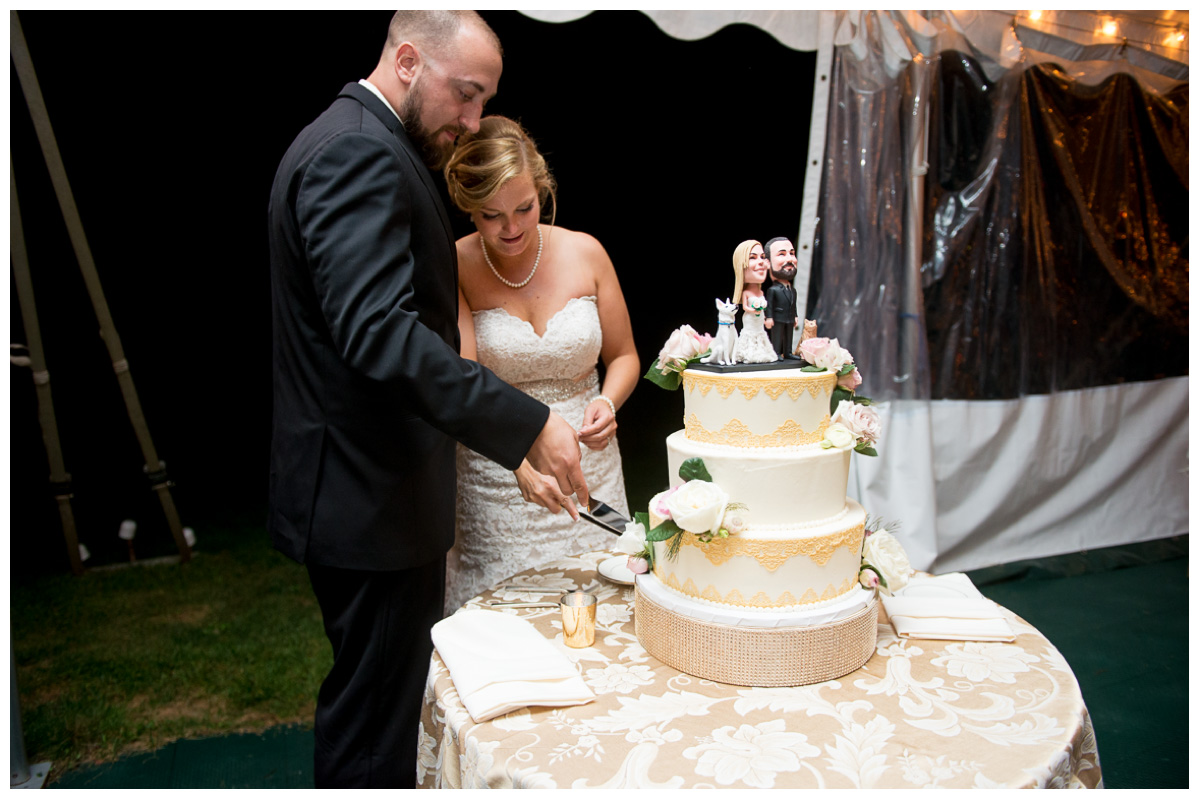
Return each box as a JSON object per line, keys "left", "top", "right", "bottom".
{"left": 50, "top": 537, "right": 1188, "bottom": 789}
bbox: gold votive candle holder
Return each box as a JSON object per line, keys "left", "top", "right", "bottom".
{"left": 559, "top": 591, "right": 597, "bottom": 648}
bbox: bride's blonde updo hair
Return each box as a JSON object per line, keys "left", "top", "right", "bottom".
{"left": 444, "top": 116, "right": 557, "bottom": 223}
{"left": 731, "top": 239, "right": 760, "bottom": 304}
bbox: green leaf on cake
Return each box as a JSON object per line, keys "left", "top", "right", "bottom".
{"left": 646, "top": 519, "right": 682, "bottom": 542}
{"left": 855, "top": 443, "right": 878, "bottom": 457}
{"left": 678, "top": 457, "right": 712, "bottom": 483}
{"left": 831, "top": 385, "right": 851, "bottom": 413}
{"left": 633, "top": 511, "right": 650, "bottom": 530}
{"left": 801, "top": 365, "right": 826, "bottom": 373}
{"left": 643, "top": 359, "right": 683, "bottom": 391}
{"left": 837, "top": 363, "right": 856, "bottom": 376}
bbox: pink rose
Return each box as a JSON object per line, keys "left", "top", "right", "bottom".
{"left": 657, "top": 325, "right": 711, "bottom": 373}
{"left": 798, "top": 336, "right": 831, "bottom": 366}
{"left": 651, "top": 484, "right": 682, "bottom": 519}
{"left": 832, "top": 400, "right": 881, "bottom": 447}
{"left": 626, "top": 556, "right": 649, "bottom": 575}
{"left": 837, "top": 367, "right": 862, "bottom": 391}
{"left": 859, "top": 568, "right": 880, "bottom": 589}
{"left": 721, "top": 511, "right": 746, "bottom": 535}
{"left": 799, "top": 337, "right": 853, "bottom": 371}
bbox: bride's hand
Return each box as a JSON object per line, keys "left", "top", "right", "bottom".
{"left": 578, "top": 400, "right": 616, "bottom": 451}
{"left": 514, "top": 459, "right": 580, "bottom": 519}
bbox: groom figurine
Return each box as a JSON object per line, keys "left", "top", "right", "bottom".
{"left": 267, "top": 11, "right": 587, "bottom": 789}
{"left": 764, "top": 237, "right": 800, "bottom": 358}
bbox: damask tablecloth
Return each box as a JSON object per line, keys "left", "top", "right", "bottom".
{"left": 418, "top": 552, "right": 1102, "bottom": 789}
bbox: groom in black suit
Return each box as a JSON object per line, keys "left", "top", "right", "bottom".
{"left": 267, "top": 11, "right": 588, "bottom": 788}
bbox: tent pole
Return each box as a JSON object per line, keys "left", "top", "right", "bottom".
{"left": 900, "top": 54, "right": 933, "bottom": 400}
{"left": 794, "top": 9, "right": 838, "bottom": 329}
{"left": 10, "top": 11, "right": 191, "bottom": 563}
{"left": 10, "top": 159, "right": 85, "bottom": 576}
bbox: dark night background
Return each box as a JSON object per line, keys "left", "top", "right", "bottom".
{"left": 9, "top": 11, "right": 816, "bottom": 574}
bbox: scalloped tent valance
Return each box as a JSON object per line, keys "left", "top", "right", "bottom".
{"left": 522, "top": 9, "right": 1188, "bottom": 77}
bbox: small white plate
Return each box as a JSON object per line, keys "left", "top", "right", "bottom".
{"left": 598, "top": 555, "right": 635, "bottom": 585}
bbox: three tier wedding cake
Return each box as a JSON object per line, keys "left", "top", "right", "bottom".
{"left": 626, "top": 298, "right": 894, "bottom": 686}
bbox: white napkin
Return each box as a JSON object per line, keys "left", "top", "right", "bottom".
{"left": 882, "top": 573, "right": 1016, "bottom": 642}
{"left": 431, "top": 610, "right": 595, "bottom": 723}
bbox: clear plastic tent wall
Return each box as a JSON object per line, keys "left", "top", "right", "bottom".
{"left": 811, "top": 10, "right": 1188, "bottom": 571}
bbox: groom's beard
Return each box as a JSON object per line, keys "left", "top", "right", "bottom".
{"left": 771, "top": 265, "right": 797, "bottom": 283}
{"left": 399, "top": 81, "right": 464, "bottom": 171}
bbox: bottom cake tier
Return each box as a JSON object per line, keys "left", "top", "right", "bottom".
{"left": 635, "top": 575, "right": 879, "bottom": 687}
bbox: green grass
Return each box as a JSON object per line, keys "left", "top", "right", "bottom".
{"left": 10, "top": 512, "right": 330, "bottom": 781}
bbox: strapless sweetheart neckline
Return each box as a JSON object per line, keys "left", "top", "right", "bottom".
{"left": 473, "top": 295, "right": 597, "bottom": 339}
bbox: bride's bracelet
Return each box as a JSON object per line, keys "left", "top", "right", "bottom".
{"left": 589, "top": 394, "right": 617, "bottom": 418}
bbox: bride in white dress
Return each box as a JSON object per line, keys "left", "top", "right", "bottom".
{"left": 730, "top": 240, "right": 778, "bottom": 364}
{"left": 441, "top": 117, "right": 638, "bottom": 614}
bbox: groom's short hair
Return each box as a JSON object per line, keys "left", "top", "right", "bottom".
{"left": 383, "top": 10, "right": 501, "bottom": 59}
{"left": 764, "top": 237, "right": 792, "bottom": 264}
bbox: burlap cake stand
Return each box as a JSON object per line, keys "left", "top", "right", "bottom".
{"left": 635, "top": 583, "right": 879, "bottom": 687}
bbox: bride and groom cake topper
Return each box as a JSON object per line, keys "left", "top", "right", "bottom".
{"left": 702, "top": 237, "right": 807, "bottom": 368}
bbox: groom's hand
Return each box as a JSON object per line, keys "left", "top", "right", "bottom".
{"left": 526, "top": 411, "right": 590, "bottom": 510}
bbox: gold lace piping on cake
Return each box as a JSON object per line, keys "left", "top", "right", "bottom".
{"left": 683, "top": 371, "right": 835, "bottom": 402}
{"left": 684, "top": 414, "right": 830, "bottom": 447}
{"left": 684, "top": 521, "right": 864, "bottom": 570}
{"left": 657, "top": 571, "right": 858, "bottom": 608}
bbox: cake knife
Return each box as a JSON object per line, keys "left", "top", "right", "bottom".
{"left": 578, "top": 497, "right": 630, "bottom": 536}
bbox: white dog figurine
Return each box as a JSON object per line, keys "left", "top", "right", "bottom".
{"left": 701, "top": 298, "right": 739, "bottom": 365}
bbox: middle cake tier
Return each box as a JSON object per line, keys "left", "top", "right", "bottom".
{"left": 649, "top": 497, "right": 867, "bottom": 611}
{"left": 666, "top": 430, "right": 852, "bottom": 526}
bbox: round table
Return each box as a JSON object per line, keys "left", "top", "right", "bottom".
{"left": 418, "top": 552, "right": 1102, "bottom": 789}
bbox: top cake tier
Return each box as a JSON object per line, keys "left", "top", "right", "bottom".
{"left": 681, "top": 367, "right": 836, "bottom": 448}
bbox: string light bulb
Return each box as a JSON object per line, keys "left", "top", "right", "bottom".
{"left": 1100, "top": 18, "right": 1119, "bottom": 38}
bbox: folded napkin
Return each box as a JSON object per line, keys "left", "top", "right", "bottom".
{"left": 882, "top": 573, "right": 1016, "bottom": 642}
{"left": 431, "top": 610, "right": 595, "bottom": 723}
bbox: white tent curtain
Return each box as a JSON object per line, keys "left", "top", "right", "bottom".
{"left": 523, "top": 10, "right": 1189, "bottom": 572}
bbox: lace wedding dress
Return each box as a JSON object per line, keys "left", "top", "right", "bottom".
{"left": 734, "top": 299, "right": 779, "bottom": 364}
{"left": 445, "top": 296, "right": 629, "bottom": 614}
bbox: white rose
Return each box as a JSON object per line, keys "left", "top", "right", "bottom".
{"left": 832, "top": 400, "right": 881, "bottom": 446}
{"left": 663, "top": 480, "right": 730, "bottom": 535}
{"left": 615, "top": 521, "right": 647, "bottom": 555}
{"left": 822, "top": 422, "right": 855, "bottom": 450}
{"left": 861, "top": 531, "right": 911, "bottom": 594}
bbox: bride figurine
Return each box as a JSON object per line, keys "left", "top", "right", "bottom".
{"left": 730, "top": 240, "right": 778, "bottom": 364}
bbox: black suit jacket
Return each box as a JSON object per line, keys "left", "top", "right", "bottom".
{"left": 267, "top": 83, "right": 549, "bottom": 571}
{"left": 765, "top": 281, "right": 797, "bottom": 325}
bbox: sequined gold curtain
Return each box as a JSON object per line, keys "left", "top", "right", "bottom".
{"left": 812, "top": 11, "right": 1189, "bottom": 402}
{"left": 924, "top": 59, "right": 1189, "bottom": 399}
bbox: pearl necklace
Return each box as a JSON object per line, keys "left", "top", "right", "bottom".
{"left": 482, "top": 225, "right": 542, "bottom": 289}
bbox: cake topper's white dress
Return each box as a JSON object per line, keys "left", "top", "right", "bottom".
{"left": 734, "top": 294, "right": 779, "bottom": 364}
{"left": 446, "top": 296, "right": 629, "bottom": 614}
